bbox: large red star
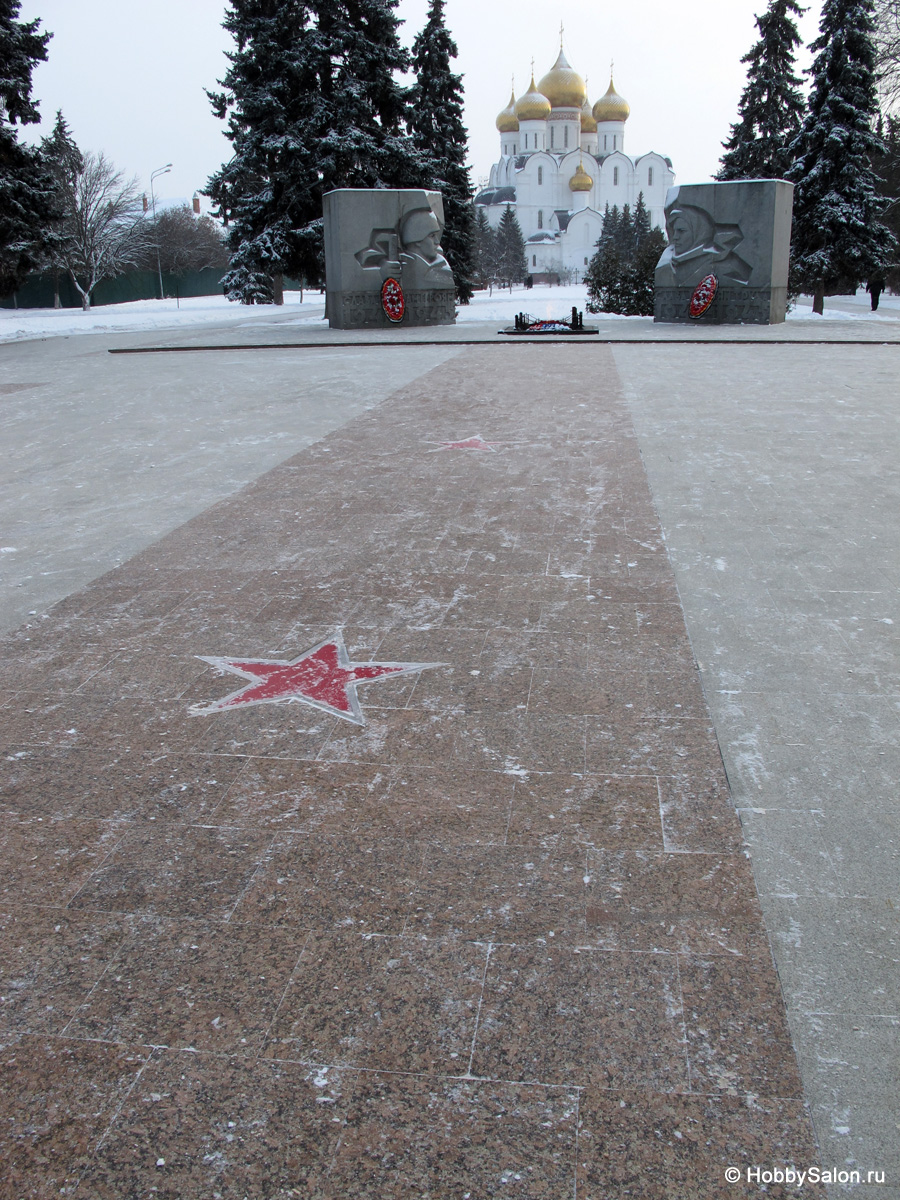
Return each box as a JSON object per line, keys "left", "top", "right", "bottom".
{"left": 190, "top": 633, "right": 443, "bottom": 725}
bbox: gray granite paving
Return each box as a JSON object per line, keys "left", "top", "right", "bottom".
{"left": 617, "top": 341, "right": 899, "bottom": 1197}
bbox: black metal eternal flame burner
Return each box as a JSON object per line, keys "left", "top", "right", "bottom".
{"left": 502, "top": 307, "right": 598, "bottom": 335}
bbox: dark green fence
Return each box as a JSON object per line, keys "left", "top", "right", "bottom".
{"left": 1, "top": 267, "right": 228, "bottom": 310}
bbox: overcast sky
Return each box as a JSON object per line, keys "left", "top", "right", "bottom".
{"left": 20, "top": 0, "right": 824, "bottom": 210}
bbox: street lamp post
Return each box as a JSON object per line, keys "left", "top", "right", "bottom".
{"left": 150, "top": 164, "right": 172, "bottom": 300}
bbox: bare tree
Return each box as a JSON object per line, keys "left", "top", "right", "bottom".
{"left": 53, "top": 151, "right": 150, "bottom": 310}
{"left": 875, "top": 0, "right": 900, "bottom": 111}
{"left": 141, "top": 205, "right": 228, "bottom": 276}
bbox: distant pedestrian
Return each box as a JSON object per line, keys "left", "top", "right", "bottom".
{"left": 866, "top": 277, "right": 884, "bottom": 311}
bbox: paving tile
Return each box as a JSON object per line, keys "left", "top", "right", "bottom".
{"left": 679, "top": 948, "right": 804, "bottom": 1097}
{"left": 263, "top": 929, "right": 488, "bottom": 1072}
{"left": 470, "top": 943, "right": 689, "bottom": 1091}
{"left": 0, "top": 814, "right": 128, "bottom": 906}
{"left": 0, "top": 692, "right": 205, "bottom": 758}
{"left": 67, "top": 823, "right": 274, "bottom": 919}
{"left": 323, "top": 1073, "right": 579, "bottom": 1199}
{"left": 0, "top": 908, "right": 134, "bottom": 1035}
{"left": 0, "top": 639, "right": 128, "bottom": 697}
{"left": 406, "top": 658, "right": 534, "bottom": 715}
{"left": 585, "top": 715, "right": 724, "bottom": 779}
{"left": 409, "top": 842, "right": 588, "bottom": 940}
{"left": 765, "top": 896, "right": 900, "bottom": 1016}
{"left": 584, "top": 848, "right": 763, "bottom": 956}
{"left": 234, "top": 832, "right": 424, "bottom": 933}
{"left": 791, "top": 1012, "right": 900, "bottom": 1106}
{"left": 71, "top": 1049, "right": 354, "bottom": 1200}
{"left": 2, "top": 747, "right": 247, "bottom": 822}
{"left": 67, "top": 916, "right": 305, "bottom": 1054}
{"left": 0, "top": 1033, "right": 150, "bottom": 1199}
{"left": 383, "top": 765, "right": 514, "bottom": 843}
{"left": 576, "top": 1089, "right": 826, "bottom": 1199}
{"left": 207, "top": 757, "right": 394, "bottom": 832}
{"left": 453, "top": 711, "right": 588, "bottom": 774}
{"left": 72, "top": 643, "right": 223, "bottom": 702}
{"left": 736, "top": 807, "right": 846, "bottom": 900}
{"left": 480, "top": 628, "right": 590, "bottom": 670}
{"left": 810, "top": 805, "right": 900, "bottom": 898}
{"left": 807, "top": 1100, "right": 900, "bottom": 1197}
{"left": 191, "top": 696, "right": 340, "bottom": 759}
{"left": 505, "top": 772, "right": 664, "bottom": 850}
{"left": 658, "top": 772, "right": 743, "bottom": 853}
{"left": 321, "top": 705, "right": 460, "bottom": 766}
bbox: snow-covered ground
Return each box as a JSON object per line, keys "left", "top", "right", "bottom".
{"left": 1, "top": 282, "right": 897, "bottom": 344}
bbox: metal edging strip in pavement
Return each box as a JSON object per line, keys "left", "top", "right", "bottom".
{"left": 109, "top": 338, "right": 900, "bottom": 353}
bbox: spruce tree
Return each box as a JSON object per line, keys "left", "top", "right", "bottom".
{"left": 0, "top": 0, "right": 58, "bottom": 296}
{"left": 39, "top": 111, "right": 83, "bottom": 306}
{"left": 206, "top": 0, "right": 431, "bottom": 303}
{"left": 631, "top": 191, "right": 652, "bottom": 247}
{"left": 872, "top": 114, "right": 900, "bottom": 289}
{"left": 409, "top": 0, "right": 475, "bottom": 303}
{"left": 718, "top": 0, "right": 806, "bottom": 181}
{"left": 473, "top": 205, "right": 498, "bottom": 288}
{"left": 495, "top": 204, "right": 526, "bottom": 289}
{"left": 586, "top": 195, "right": 665, "bottom": 316}
{"left": 787, "top": 0, "right": 894, "bottom": 312}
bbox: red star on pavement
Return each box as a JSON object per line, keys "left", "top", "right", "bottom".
{"left": 190, "top": 632, "right": 444, "bottom": 725}
{"left": 431, "top": 435, "right": 504, "bottom": 452}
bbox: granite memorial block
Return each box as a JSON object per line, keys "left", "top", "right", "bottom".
{"left": 654, "top": 179, "right": 794, "bottom": 325}
{"left": 323, "top": 189, "right": 457, "bottom": 329}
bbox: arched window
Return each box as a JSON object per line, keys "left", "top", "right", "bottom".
{"left": 538, "top": 166, "right": 543, "bottom": 185}
{"left": 613, "top": 135, "right": 617, "bottom": 150}
{"left": 564, "top": 125, "right": 569, "bottom": 148}
{"left": 538, "top": 210, "right": 543, "bottom": 229}
{"left": 533, "top": 254, "right": 537, "bottom": 266}
{"left": 648, "top": 166, "right": 654, "bottom": 186}
{"left": 550, "top": 125, "right": 555, "bottom": 148}
{"left": 603, "top": 135, "right": 607, "bottom": 150}
{"left": 614, "top": 166, "right": 619, "bottom": 186}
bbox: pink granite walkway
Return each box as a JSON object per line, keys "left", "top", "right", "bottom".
{"left": 0, "top": 345, "right": 821, "bottom": 1198}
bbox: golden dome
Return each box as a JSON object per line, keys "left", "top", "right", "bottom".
{"left": 538, "top": 47, "right": 587, "bottom": 109}
{"left": 515, "top": 75, "right": 551, "bottom": 122}
{"left": 581, "top": 95, "right": 598, "bottom": 133}
{"left": 593, "top": 77, "right": 630, "bottom": 123}
{"left": 569, "top": 161, "right": 593, "bottom": 192}
{"left": 496, "top": 88, "right": 519, "bottom": 133}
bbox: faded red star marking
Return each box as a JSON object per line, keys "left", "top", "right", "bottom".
{"left": 190, "top": 632, "right": 443, "bottom": 725}
{"left": 431, "top": 435, "right": 504, "bottom": 452}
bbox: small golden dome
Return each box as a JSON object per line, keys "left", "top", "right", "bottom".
{"left": 538, "top": 47, "right": 587, "bottom": 109}
{"left": 593, "top": 77, "right": 630, "bottom": 123}
{"left": 496, "top": 88, "right": 519, "bottom": 133}
{"left": 515, "top": 75, "right": 551, "bottom": 122}
{"left": 569, "top": 161, "right": 593, "bottom": 192}
{"left": 581, "top": 95, "right": 598, "bottom": 134}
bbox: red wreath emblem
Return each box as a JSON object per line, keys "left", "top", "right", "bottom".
{"left": 689, "top": 274, "right": 718, "bottom": 318}
{"left": 381, "top": 277, "right": 405, "bottom": 323}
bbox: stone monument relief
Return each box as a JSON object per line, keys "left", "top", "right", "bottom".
{"left": 323, "top": 189, "right": 457, "bottom": 329}
{"left": 654, "top": 179, "right": 794, "bottom": 324}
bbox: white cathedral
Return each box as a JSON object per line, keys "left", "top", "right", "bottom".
{"left": 475, "top": 39, "right": 675, "bottom": 281}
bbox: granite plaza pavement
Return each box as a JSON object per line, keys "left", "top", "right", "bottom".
{"left": 0, "top": 308, "right": 898, "bottom": 1197}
